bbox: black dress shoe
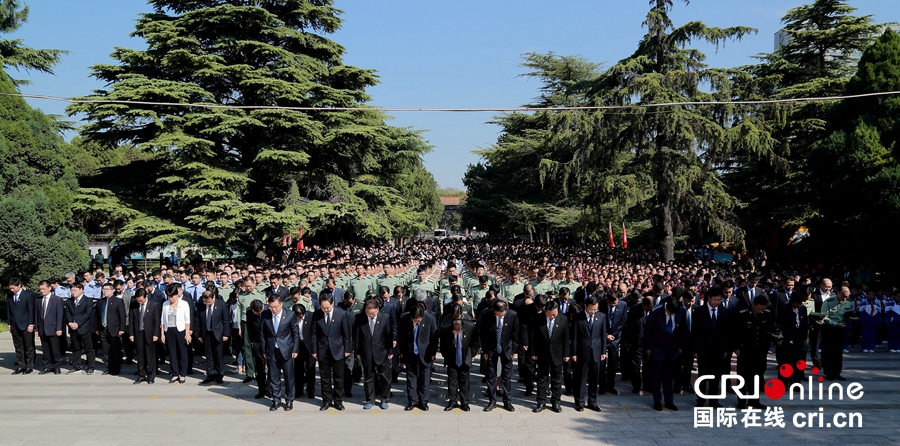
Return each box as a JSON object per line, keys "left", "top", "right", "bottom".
{"left": 134, "top": 377, "right": 144, "bottom": 385}
{"left": 664, "top": 403, "right": 678, "bottom": 411}
{"left": 587, "top": 404, "right": 602, "bottom": 412}
{"left": 653, "top": 402, "right": 663, "bottom": 411}
{"left": 24, "top": 368, "right": 33, "bottom": 375}
{"left": 444, "top": 403, "right": 456, "bottom": 411}
{"left": 270, "top": 401, "right": 280, "bottom": 411}
{"left": 39, "top": 369, "right": 50, "bottom": 375}
{"left": 460, "top": 404, "right": 470, "bottom": 412}
{"left": 483, "top": 402, "right": 496, "bottom": 412}
{"left": 12, "top": 368, "right": 24, "bottom": 375}
{"left": 307, "top": 393, "right": 316, "bottom": 399}
{"left": 533, "top": 403, "right": 546, "bottom": 413}
{"left": 334, "top": 403, "right": 345, "bottom": 411}
{"left": 607, "top": 388, "right": 619, "bottom": 395}
{"left": 216, "top": 378, "right": 224, "bottom": 384}
{"left": 550, "top": 403, "right": 562, "bottom": 413}
{"left": 101, "top": 370, "right": 110, "bottom": 375}
{"left": 319, "top": 404, "right": 330, "bottom": 411}
{"left": 199, "top": 378, "right": 214, "bottom": 385}
{"left": 85, "top": 369, "right": 93, "bottom": 375}
{"left": 53, "top": 368, "right": 61, "bottom": 375}
{"left": 242, "top": 377, "right": 254, "bottom": 383}
{"left": 254, "top": 393, "right": 266, "bottom": 399}
{"left": 148, "top": 378, "right": 155, "bottom": 384}
{"left": 503, "top": 402, "right": 515, "bottom": 412}
{"left": 418, "top": 403, "right": 429, "bottom": 411}
{"left": 574, "top": 404, "right": 584, "bottom": 412}
{"left": 405, "top": 404, "right": 415, "bottom": 411}
{"left": 284, "top": 402, "right": 293, "bottom": 411}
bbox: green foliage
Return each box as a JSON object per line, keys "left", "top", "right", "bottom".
{"left": 0, "top": 0, "right": 67, "bottom": 85}
{"left": 69, "top": 0, "right": 438, "bottom": 252}
{"left": 0, "top": 70, "right": 88, "bottom": 285}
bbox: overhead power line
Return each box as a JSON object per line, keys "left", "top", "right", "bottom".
{"left": 2, "top": 90, "right": 899, "bottom": 112}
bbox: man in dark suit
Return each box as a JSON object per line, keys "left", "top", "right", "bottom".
{"left": 247, "top": 299, "right": 270, "bottom": 399}
{"left": 261, "top": 295, "right": 300, "bottom": 411}
{"left": 292, "top": 304, "right": 316, "bottom": 399}
{"left": 7, "top": 277, "right": 36, "bottom": 374}
{"left": 354, "top": 300, "right": 395, "bottom": 410}
{"left": 555, "top": 289, "right": 577, "bottom": 394}
{"left": 527, "top": 300, "right": 570, "bottom": 413}
{"left": 808, "top": 279, "right": 832, "bottom": 369}
{"left": 35, "top": 281, "right": 65, "bottom": 375}
{"left": 440, "top": 309, "right": 478, "bottom": 411}
{"left": 778, "top": 289, "right": 810, "bottom": 384}
{"left": 692, "top": 287, "right": 731, "bottom": 408}
{"left": 734, "top": 295, "right": 777, "bottom": 409}
{"left": 625, "top": 297, "right": 653, "bottom": 394}
{"left": 770, "top": 278, "right": 795, "bottom": 322}
{"left": 377, "top": 288, "right": 402, "bottom": 383}
{"left": 599, "top": 292, "right": 627, "bottom": 394}
{"left": 398, "top": 303, "right": 439, "bottom": 411}
{"left": 128, "top": 288, "right": 161, "bottom": 384}
{"left": 571, "top": 295, "right": 607, "bottom": 412}
{"left": 515, "top": 293, "right": 542, "bottom": 397}
{"left": 94, "top": 283, "right": 126, "bottom": 375}
{"left": 198, "top": 290, "right": 231, "bottom": 384}
{"left": 645, "top": 300, "right": 686, "bottom": 411}
{"left": 674, "top": 291, "right": 697, "bottom": 394}
{"left": 264, "top": 274, "right": 290, "bottom": 302}
{"left": 479, "top": 299, "right": 519, "bottom": 412}
{"left": 309, "top": 293, "right": 352, "bottom": 411}
{"left": 736, "top": 273, "right": 766, "bottom": 311}
{"left": 405, "top": 289, "right": 440, "bottom": 318}
{"left": 66, "top": 283, "right": 95, "bottom": 374}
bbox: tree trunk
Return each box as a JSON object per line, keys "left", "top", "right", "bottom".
{"left": 656, "top": 198, "right": 675, "bottom": 262}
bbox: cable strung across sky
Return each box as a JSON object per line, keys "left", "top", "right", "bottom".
{"left": 2, "top": 90, "right": 900, "bottom": 113}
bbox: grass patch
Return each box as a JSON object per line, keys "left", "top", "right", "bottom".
{"left": 0, "top": 321, "right": 8, "bottom": 333}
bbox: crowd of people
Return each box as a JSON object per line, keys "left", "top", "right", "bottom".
{"left": 6, "top": 239, "right": 898, "bottom": 413}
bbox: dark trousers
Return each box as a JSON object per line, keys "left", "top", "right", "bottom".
{"left": 70, "top": 330, "right": 95, "bottom": 370}
{"left": 808, "top": 326, "right": 822, "bottom": 367}
{"left": 186, "top": 331, "right": 201, "bottom": 373}
{"left": 518, "top": 352, "right": 535, "bottom": 391}
{"left": 203, "top": 332, "right": 225, "bottom": 378}
{"left": 674, "top": 347, "right": 694, "bottom": 391}
{"left": 268, "top": 349, "right": 295, "bottom": 404}
{"left": 39, "top": 334, "right": 62, "bottom": 370}
{"left": 135, "top": 336, "right": 157, "bottom": 379}
{"left": 697, "top": 352, "right": 729, "bottom": 404}
{"left": 362, "top": 359, "right": 390, "bottom": 403}
{"left": 405, "top": 356, "right": 432, "bottom": 405}
{"left": 822, "top": 325, "right": 846, "bottom": 379}
{"left": 319, "top": 352, "right": 345, "bottom": 406}
{"left": 536, "top": 359, "right": 563, "bottom": 404}
{"left": 446, "top": 362, "right": 471, "bottom": 405}
{"left": 294, "top": 348, "right": 316, "bottom": 397}
{"left": 601, "top": 346, "right": 619, "bottom": 392}
{"left": 736, "top": 350, "right": 766, "bottom": 406}
{"left": 11, "top": 326, "right": 35, "bottom": 371}
{"left": 99, "top": 330, "right": 123, "bottom": 374}
{"left": 252, "top": 345, "right": 269, "bottom": 395}
{"left": 122, "top": 331, "right": 135, "bottom": 362}
{"left": 631, "top": 347, "right": 649, "bottom": 391}
{"left": 164, "top": 328, "right": 187, "bottom": 376}
{"left": 620, "top": 344, "right": 632, "bottom": 381}
{"left": 649, "top": 355, "right": 676, "bottom": 405}
{"left": 390, "top": 344, "right": 400, "bottom": 381}
{"left": 574, "top": 358, "right": 601, "bottom": 406}
{"left": 484, "top": 352, "right": 512, "bottom": 403}
{"left": 344, "top": 356, "right": 359, "bottom": 395}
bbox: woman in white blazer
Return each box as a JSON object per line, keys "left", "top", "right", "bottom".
{"left": 160, "top": 286, "right": 192, "bottom": 383}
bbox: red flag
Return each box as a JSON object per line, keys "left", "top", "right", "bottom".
{"left": 622, "top": 222, "right": 628, "bottom": 249}
{"left": 281, "top": 234, "right": 287, "bottom": 247}
{"left": 296, "top": 228, "right": 304, "bottom": 252}
{"left": 608, "top": 222, "right": 615, "bottom": 248}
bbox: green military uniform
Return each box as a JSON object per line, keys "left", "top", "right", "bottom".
{"left": 734, "top": 308, "right": 777, "bottom": 408}
{"left": 470, "top": 285, "right": 490, "bottom": 310}
{"left": 238, "top": 288, "right": 265, "bottom": 379}
{"left": 821, "top": 296, "right": 854, "bottom": 379}
{"left": 503, "top": 281, "right": 524, "bottom": 304}
{"left": 218, "top": 283, "right": 234, "bottom": 300}
{"left": 557, "top": 280, "right": 581, "bottom": 294}
{"left": 349, "top": 276, "right": 374, "bottom": 301}
{"left": 409, "top": 279, "right": 434, "bottom": 295}
{"left": 284, "top": 295, "right": 316, "bottom": 313}
{"left": 532, "top": 278, "right": 555, "bottom": 296}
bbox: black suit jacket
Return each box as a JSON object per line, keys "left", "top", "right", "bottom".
{"left": 571, "top": 311, "right": 607, "bottom": 363}
{"left": 381, "top": 298, "right": 400, "bottom": 341}
{"left": 35, "top": 294, "right": 65, "bottom": 336}
{"left": 770, "top": 289, "right": 792, "bottom": 320}
{"left": 398, "top": 312, "right": 439, "bottom": 364}
{"left": 478, "top": 309, "right": 519, "bottom": 359}
{"left": 197, "top": 299, "right": 231, "bottom": 341}
{"left": 439, "top": 318, "right": 478, "bottom": 367}
{"left": 599, "top": 300, "right": 628, "bottom": 349}
{"left": 128, "top": 300, "right": 162, "bottom": 343}
{"left": 7, "top": 289, "right": 36, "bottom": 331}
{"left": 692, "top": 304, "right": 731, "bottom": 357}
{"left": 260, "top": 309, "right": 300, "bottom": 359}
{"left": 66, "top": 296, "right": 94, "bottom": 335}
{"left": 309, "top": 307, "right": 352, "bottom": 360}
{"left": 353, "top": 312, "right": 394, "bottom": 365}
{"left": 736, "top": 286, "right": 766, "bottom": 310}
{"left": 644, "top": 307, "right": 686, "bottom": 362}
{"left": 527, "top": 313, "right": 571, "bottom": 366}
{"left": 93, "top": 296, "right": 126, "bottom": 336}
{"left": 778, "top": 304, "right": 809, "bottom": 347}
{"left": 265, "top": 285, "right": 290, "bottom": 302}
{"left": 624, "top": 305, "right": 649, "bottom": 350}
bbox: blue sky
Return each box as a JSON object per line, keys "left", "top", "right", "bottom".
{"left": 7, "top": 0, "right": 897, "bottom": 189}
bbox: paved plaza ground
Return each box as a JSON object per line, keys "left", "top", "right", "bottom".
{"left": 0, "top": 332, "right": 897, "bottom": 445}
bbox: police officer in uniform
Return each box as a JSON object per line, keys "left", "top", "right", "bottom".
{"left": 733, "top": 295, "right": 778, "bottom": 409}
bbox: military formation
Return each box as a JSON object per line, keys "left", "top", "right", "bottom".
{"left": 6, "top": 240, "right": 897, "bottom": 413}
